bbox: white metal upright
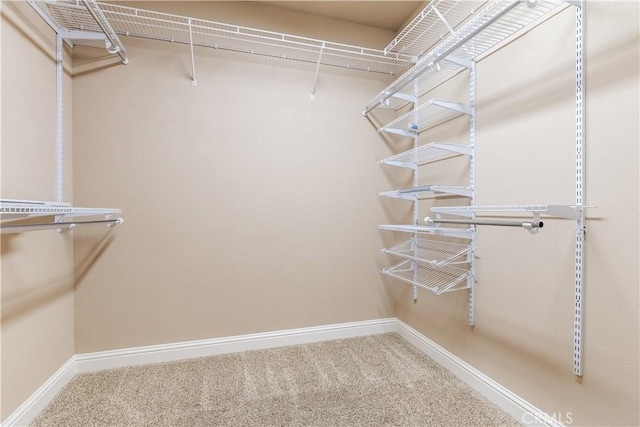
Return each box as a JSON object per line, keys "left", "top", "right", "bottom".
{"left": 573, "top": 0, "right": 585, "bottom": 377}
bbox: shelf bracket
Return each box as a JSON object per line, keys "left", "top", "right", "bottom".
{"left": 433, "top": 99, "right": 472, "bottom": 115}
{"left": 444, "top": 55, "right": 473, "bottom": 69}
{"left": 188, "top": 18, "right": 197, "bottom": 86}
{"left": 391, "top": 92, "right": 417, "bottom": 103}
{"left": 380, "top": 128, "right": 415, "bottom": 138}
{"left": 310, "top": 42, "right": 325, "bottom": 100}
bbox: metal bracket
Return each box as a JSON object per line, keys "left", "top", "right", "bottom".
{"left": 310, "top": 42, "right": 325, "bottom": 99}
{"left": 188, "top": 18, "right": 197, "bottom": 86}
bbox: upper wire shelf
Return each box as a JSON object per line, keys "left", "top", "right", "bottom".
{"left": 379, "top": 99, "right": 471, "bottom": 135}
{"left": 34, "top": 0, "right": 416, "bottom": 76}
{"left": 379, "top": 142, "right": 472, "bottom": 169}
{"left": 365, "top": 0, "right": 566, "bottom": 114}
{"left": 385, "top": 0, "right": 486, "bottom": 57}
{"left": 381, "top": 259, "right": 470, "bottom": 295}
{"left": 383, "top": 238, "right": 472, "bottom": 268}
{"left": 0, "top": 199, "right": 121, "bottom": 220}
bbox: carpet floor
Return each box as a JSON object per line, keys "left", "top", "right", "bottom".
{"left": 31, "top": 333, "right": 518, "bottom": 426}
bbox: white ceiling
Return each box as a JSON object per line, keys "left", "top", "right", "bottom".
{"left": 263, "top": 1, "right": 425, "bottom": 32}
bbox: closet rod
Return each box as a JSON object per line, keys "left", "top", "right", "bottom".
{"left": 1, "top": 218, "right": 123, "bottom": 234}
{"left": 425, "top": 216, "right": 543, "bottom": 230}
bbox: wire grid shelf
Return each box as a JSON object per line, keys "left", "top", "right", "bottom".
{"left": 379, "top": 224, "right": 473, "bottom": 239}
{"left": 365, "top": 0, "right": 566, "bottom": 113}
{"left": 385, "top": 0, "right": 486, "bottom": 56}
{"left": 383, "top": 238, "right": 472, "bottom": 268}
{"left": 430, "top": 204, "right": 582, "bottom": 219}
{"left": 379, "top": 142, "right": 471, "bottom": 169}
{"left": 0, "top": 200, "right": 121, "bottom": 220}
{"left": 39, "top": 0, "right": 416, "bottom": 76}
{"left": 381, "top": 259, "right": 470, "bottom": 295}
{"left": 379, "top": 99, "right": 470, "bottom": 134}
{"left": 380, "top": 185, "right": 471, "bottom": 200}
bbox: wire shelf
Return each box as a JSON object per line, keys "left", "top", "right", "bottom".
{"left": 430, "top": 204, "right": 583, "bottom": 219}
{"left": 36, "top": 0, "right": 415, "bottom": 76}
{"left": 383, "top": 238, "right": 472, "bottom": 268}
{"left": 379, "top": 99, "right": 470, "bottom": 135}
{"left": 0, "top": 199, "right": 121, "bottom": 220}
{"left": 385, "top": 0, "right": 485, "bottom": 56}
{"left": 365, "top": 0, "right": 566, "bottom": 113}
{"left": 379, "top": 142, "right": 472, "bottom": 169}
{"left": 379, "top": 224, "right": 473, "bottom": 239}
{"left": 380, "top": 185, "right": 471, "bottom": 200}
{"left": 381, "top": 259, "right": 470, "bottom": 295}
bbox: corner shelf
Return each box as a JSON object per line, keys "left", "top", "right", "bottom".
{"left": 379, "top": 142, "right": 472, "bottom": 169}
{"left": 381, "top": 260, "right": 470, "bottom": 295}
{"left": 379, "top": 99, "right": 471, "bottom": 136}
{"left": 383, "top": 238, "right": 472, "bottom": 268}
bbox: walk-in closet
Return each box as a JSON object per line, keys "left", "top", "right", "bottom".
{"left": 1, "top": 1, "right": 638, "bottom": 425}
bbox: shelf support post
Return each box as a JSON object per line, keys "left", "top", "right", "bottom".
{"left": 573, "top": 0, "right": 586, "bottom": 377}
{"left": 56, "top": 31, "right": 64, "bottom": 204}
{"left": 188, "top": 18, "right": 197, "bottom": 86}
{"left": 468, "top": 60, "right": 477, "bottom": 327}
{"left": 310, "top": 42, "right": 325, "bottom": 99}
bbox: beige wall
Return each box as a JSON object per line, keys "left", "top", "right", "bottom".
{"left": 393, "top": 3, "right": 639, "bottom": 426}
{"left": 2, "top": 1, "right": 638, "bottom": 426}
{"left": 72, "top": 2, "right": 398, "bottom": 353}
{"left": 0, "top": 1, "right": 75, "bottom": 420}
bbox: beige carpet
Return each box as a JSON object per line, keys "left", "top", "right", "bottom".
{"left": 31, "top": 334, "right": 517, "bottom": 426}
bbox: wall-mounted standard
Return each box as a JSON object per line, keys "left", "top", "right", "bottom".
{"left": 367, "top": 0, "right": 588, "bottom": 376}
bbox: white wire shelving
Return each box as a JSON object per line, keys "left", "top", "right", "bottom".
{"left": 381, "top": 260, "right": 471, "bottom": 295}
{"left": 364, "top": 0, "right": 566, "bottom": 114}
{"left": 382, "top": 238, "right": 472, "bottom": 268}
{"left": 379, "top": 99, "right": 471, "bottom": 136}
{"left": 380, "top": 185, "right": 472, "bottom": 200}
{"left": 0, "top": 199, "right": 121, "bottom": 220}
{"left": 379, "top": 142, "right": 472, "bottom": 169}
{"left": 384, "top": 0, "right": 486, "bottom": 57}
{"left": 378, "top": 224, "right": 473, "bottom": 239}
{"left": 430, "top": 204, "right": 584, "bottom": 219}
{"left": 32, "top": 0, "right": 416, "bottom": 77}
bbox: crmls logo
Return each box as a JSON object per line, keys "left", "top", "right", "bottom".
{"left": 522, "top": 411, "right": 574, "bottom": 425}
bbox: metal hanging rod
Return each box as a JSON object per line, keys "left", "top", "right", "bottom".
{"left": 425, "top": 216, "right": 543, "bottom": 233}
{"left": 1, "top": 218, "right": 123, "bottom": 234}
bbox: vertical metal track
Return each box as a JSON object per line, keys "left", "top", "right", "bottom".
{"left": 56, "top": 32, "right": 64, "bottom": 203}
{"left": 468, "top": 60, "right": 477, "bottom": 326}
{"left": 412, "top": 79, "right": 420, "bottom": 302}
{"left": 573, "top": 0, "right": 585, "bottom": 377}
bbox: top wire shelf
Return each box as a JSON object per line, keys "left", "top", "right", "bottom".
{"left": 0, "top": 199, "right": 121, "bottom": 220}
{"left": 384, "top": 0, "right": 485, "bottom": 57}
{"left": 34, "top": 0, "right": 416, "bottom": 76}
{"left": 365, "top": 0, "right": 566, "bottom": 114}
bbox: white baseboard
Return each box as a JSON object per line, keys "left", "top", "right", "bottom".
{"left": 2, "top": 357, "right": 78, "bottom": 427}
{"left": 4, "top": 317, "right": 559, "bottom": 427}
{"left": 394, "top": 319, "right": 563, "bottom": 427}
{"left": 2, "top": 318, "right": 395, "bottom": 426}
{"left": 73, "top": 318, "right": 397, "bottom": 373}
